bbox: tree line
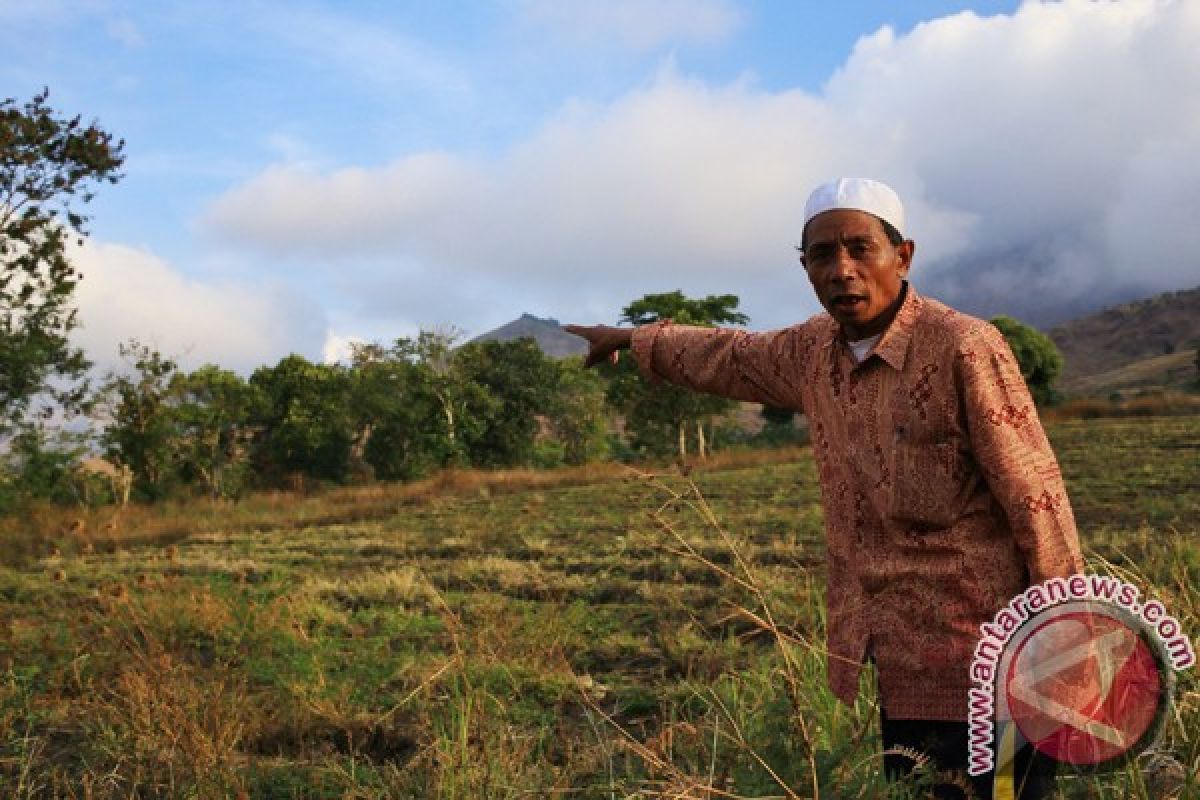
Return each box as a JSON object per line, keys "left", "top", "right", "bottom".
{"left": 3, "top": 291, "right": 775, "bottom": 508}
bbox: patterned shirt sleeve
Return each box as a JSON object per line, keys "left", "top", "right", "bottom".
{"left": 957, "top": 323, "right": 1086, "bottom": 583}
{"left": 629, "top": 320, "right": 807, "bottom": 410}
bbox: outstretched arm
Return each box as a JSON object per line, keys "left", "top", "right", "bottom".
{"left": 565, "top": 321, "right": 807, "bottom": 409}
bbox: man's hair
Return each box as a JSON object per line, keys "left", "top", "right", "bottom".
{"left": 800, "top": 214, "right": 905, "bottom": 253}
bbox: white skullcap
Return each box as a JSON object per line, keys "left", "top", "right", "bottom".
{"left": 803, "top": 178, "right": 906, "bottom": 238}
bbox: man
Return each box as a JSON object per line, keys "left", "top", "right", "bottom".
{"left": 566, "top": 178, "right": 1085, "bottom": 799}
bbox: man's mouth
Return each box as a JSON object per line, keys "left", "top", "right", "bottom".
{"left": 830, "top": 294, "right": 866, "bottom": 312}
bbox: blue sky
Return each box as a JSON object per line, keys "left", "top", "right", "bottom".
{"left": 3, "top": 1, "right": 1196, "bottom": 372}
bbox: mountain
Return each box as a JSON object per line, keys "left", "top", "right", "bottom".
{"left": 1048, "top": 286, "right": 1200, "bottom": 395}
{"left": 471, "top": 313, "right": 588, "bottom": 358}
{"left": 924, "top": 242, "right": 1151, "bottom": 329}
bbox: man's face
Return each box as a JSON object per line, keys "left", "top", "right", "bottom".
{"left": 800, "top": 209, "right": 914, "bottom": 340}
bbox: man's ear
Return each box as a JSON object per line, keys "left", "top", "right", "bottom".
{"left": 896, "top": 239, "right": 915, "bottom": 278}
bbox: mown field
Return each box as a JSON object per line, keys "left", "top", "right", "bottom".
{"left": 2, "top": 417, "right": 1198, "bottom": 799}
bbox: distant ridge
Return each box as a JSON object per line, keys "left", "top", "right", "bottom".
{"left": 1048, "top": 286, "right": 1200, "bottom": 394}
{"left": 471, "top": 313, "right": 588, "bottom": 358}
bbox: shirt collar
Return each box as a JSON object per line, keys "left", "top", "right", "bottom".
{"left": 835, "top": 281, "right": 921, "bottom": 371}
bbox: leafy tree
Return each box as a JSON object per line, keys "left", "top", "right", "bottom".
{"left": 548, "top": 357, "right": 610, "bottom": 465}
{"left": 621, "top": 291, "right": 748, "bottom": 327}
{"left": 453, "top": 338, "right": 559, "bottom": 467}
{"left": 250, "top": 355, "right": 355, "bottom": 483}
{"left": 98, "top": 341, "right": 180, "bottom": 500}
{"left": 0, "top": 424, "right": 89, "bottom": 510}
{"left": 990, "top": 316, "right": 1064, "bottom": 406}
{"left": 172, "top": 365, "right": 263, "bottom": 499}
{"left": 346, "top": 334, "right": 563, "bottom": 479}
{"left": 400, "top": 328, "right": 495, "bottom": 468}
{"left": 609, "top": 291, "right": 748, "bottom": 458}
{"left": 349, "top": 341, "right": 458, "bottom": 482}
{"left": 0, "top": 90, "right": 124, "bottom": 433}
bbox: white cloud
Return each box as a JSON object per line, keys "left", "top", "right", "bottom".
{"left": 321, "top": 331, "right": 365, "bottom": 365}
{"left": 204, "top": 0, "right": 1200, "bottom": 330}
{"left": 206, "top": 152, "right": 481, "bottom": 259}
{"left": 514, "top": 0, "right": 742, "bottom": 51}
{"left": 71, "top": 241, "right": 327, "bottom": 374}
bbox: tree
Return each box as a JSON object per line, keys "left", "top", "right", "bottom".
{"left": 990, "top": 316, "right": 1064, "bottom": 406}
{"left": 452, "top": 338, "right": 560, "bottom": 467}
{"left": 172, "top": 365, "right": 263, "bottom": 499}
{"left": 621, "top": 291, "right": 748, "bottom": 328}
{"left": 548, "top": 357, "right": 610, "bottom": 465}
{"left": 249, "top": 355, "right": 355, "bottom": 483}
{"left": 609, "top": 291, "right": 748, "bottom": 458}
{"left": 0, "top": 424, "right": 89, "bottom": 510}
{"left": 348, "top": 340, "right": 458, "bottom": 482}
{"left": 405, "top": 328, "right": 480, "bottom": 467}
{"left": 98, "top": 341, "right": 181, "bottom": 500}
{"left": 0, "top": 90, "right": 125, "bottom": 433}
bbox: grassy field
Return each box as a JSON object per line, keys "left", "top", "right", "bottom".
{"left": 1, "top": 417, "right": 1198, "bottom": 798}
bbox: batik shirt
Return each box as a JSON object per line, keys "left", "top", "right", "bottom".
{"left": 630, "top": 284, "right": 1085, "bottom": 720}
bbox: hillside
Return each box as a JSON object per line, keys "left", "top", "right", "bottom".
{"left": 1061, "top": 349, "right": 1197, "bottom": 396}
{"left": 1048, "top": 286, "right": 1200, "bottom": 393}
{"left": 471, "top": 313, "right": 587, "bottom": 358}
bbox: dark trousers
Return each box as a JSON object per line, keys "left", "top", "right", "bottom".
{"left": 880, "top": 707, "right": 1058, "bottom": 799}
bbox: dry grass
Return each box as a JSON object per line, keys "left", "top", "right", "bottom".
{"left": 1, "top": 418, "right": 1197, "bottom": 797}
{"left": 1, "top": 446, "right": 811, "bottom": 570}
{"left": 1060, "top": 348, "right": 1197, "bottom": 396}
{"left": 1046, "top": 391, "right": 1200, "bottom": 422}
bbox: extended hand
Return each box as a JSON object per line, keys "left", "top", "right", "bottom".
{"left": 563, "top": 324, "right": 634, "bottom": 368}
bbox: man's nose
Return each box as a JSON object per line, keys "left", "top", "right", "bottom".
{"left": 830, "top": 248, "right": 856, "bottom": 281}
